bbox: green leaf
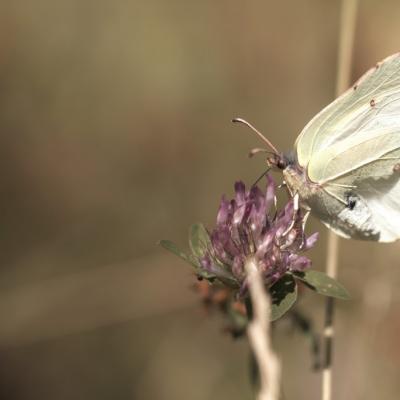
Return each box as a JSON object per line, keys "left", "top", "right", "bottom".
{"left": 159, "top": 239, "right": 217, "bottom": 280}
{"left": 158, "top": 240, "right": 192, "bottom": 263}
{"left": 158, "top": 240, "right": 199, "bottom": 268}
{"left": 269, "top": 274, "right": 297, "bottom": 321}
{"left": 189, "top": 223, "right": 211, "bottom": 258}
{"left": 293, "top": 270, "right": 350, "bottom": 300}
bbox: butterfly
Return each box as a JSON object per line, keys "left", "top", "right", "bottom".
{"left": 234, "top": 53, "right": 400, "bottom": 242}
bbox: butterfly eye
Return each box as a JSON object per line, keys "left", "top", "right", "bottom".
{"left": 276, "top": 159, "right": 287, "bottom": 170}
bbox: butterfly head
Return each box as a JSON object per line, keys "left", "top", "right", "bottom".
{"left": 232, "top": 117, "right": 298, "bottom": 169}
{"left": 266, "top": 151, "right": 297, "bottom": 171}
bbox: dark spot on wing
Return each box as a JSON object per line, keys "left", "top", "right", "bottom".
{"left": 370, "top": 99, "right": 376, "bottom": 107}
{"left": 348, "top": 199, "right": 357, "bottom": 210}
{"left": 353, "top": 84, "right": 358, "bottom": 91}
{"left": 393, "top": 163, "right": 400, "bottom": 173}
{"left": 345, "top": 192, "right": 358, "bottom": 210}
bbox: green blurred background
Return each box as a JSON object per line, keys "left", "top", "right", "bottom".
{"left": 1, "top": 0, "right": 400, "bottom": 399}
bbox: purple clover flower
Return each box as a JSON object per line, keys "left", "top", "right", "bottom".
{"left": 199, "top": 175, "right": 318, "bottom": 295}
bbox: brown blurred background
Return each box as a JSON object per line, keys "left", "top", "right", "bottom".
{"left": 1, "top": 0, "right": 400, "bottom": 399}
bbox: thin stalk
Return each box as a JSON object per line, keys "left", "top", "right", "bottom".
{"left": 322, "top": 1, "right": 359, "bottom": 400}
{"left": 245, "top": 257, "right": 281, "bottom": 400}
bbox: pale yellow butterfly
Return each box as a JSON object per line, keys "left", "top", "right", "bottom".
{"left": 234, "top": 53, "right": 400, "bottom": 242}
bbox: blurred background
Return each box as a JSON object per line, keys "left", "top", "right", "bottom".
{"left": 1, "top": 0, "right": 400, "bottom": 399}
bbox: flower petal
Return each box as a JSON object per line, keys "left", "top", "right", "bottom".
{"left": 303, "top": 232, "right": 319, "bottom": 250}
{"left": 211, "top": 227, "right": 239, "bottom": 261}
{"left": 255, "top": 229, "right": 275, "bottom": 259}
{"left": 288, "top": 254, "right": 311, "bottom": 271}
{"left": 265, "top": 174, "right": 276, "bottom": 212}
{"left": 217, "top": 196, "right": 232, "bottom": 226}
{"left": 192, "top": 174, "right": 318, "bottom": 292}
{"left": 249, "top": 186, "right": 266, "bottom": 236}
{"left": 232, "top": 255, "right": 245, "bottom": 279}
{"left": 234, "top": 181, "right": 246, "bottom": 206}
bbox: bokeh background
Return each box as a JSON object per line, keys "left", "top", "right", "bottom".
{"left": 1, "top": 0, "right": 400, "bottom": 399}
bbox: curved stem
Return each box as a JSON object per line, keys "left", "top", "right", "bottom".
{"left": 245, "top": 257, "right": 281, "bottom": 400}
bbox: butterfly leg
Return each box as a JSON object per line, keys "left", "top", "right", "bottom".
{"left": 299, "top": 209, "right": 311, "bottom": 249}
{"left": 278, "top": 181, "right": 287, "bottom": 190}
{"left": 282, "top": 192, "right": 300, "bottom": 236}
{"left": 251, "top": 168, "right": 271, "bottom": 187}
{"left": 279, "top": 180, "right": 293, "bottom": 197}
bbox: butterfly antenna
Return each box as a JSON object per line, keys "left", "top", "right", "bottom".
{"left": 232, "top": 118, "right": 279, "bottom": 155}
{"left": 248, "top": 148, "right": 276, "bottom": 158}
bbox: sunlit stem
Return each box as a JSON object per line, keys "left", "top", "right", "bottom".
{"left": 322, "top": 1, "right": 358, "bottom": 400}
{"left": 245, "top": 257, "right": 281, "bottom": 400}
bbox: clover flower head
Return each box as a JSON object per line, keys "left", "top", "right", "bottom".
{"left": 198, "top": 175, "right": 318, "bottom": 295}
{"left": 160, "top": 174, "right": 350, "bottom": 324}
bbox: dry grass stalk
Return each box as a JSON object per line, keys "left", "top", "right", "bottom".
{"left": 245, "top": 257, "right": 281, "bottom": 400}
{"left": 323, "top": 1, "right": 359, "bottom": 399}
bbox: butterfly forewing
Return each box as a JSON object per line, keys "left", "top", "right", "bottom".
{"left": 296, "top": 53, "right": 400, "bottom": 171}
{"left": 294, "top": 53, "right": 400, "bottom": 242}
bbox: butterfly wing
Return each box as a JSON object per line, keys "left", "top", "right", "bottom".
{"left": 296, "top": 53, "right": 400, "bottom": 167}
{"left": 295, "top": 53, "right": 400, "bottom": 242}
{"left": 316, "top": 156, "right": 400, "bottom": 242}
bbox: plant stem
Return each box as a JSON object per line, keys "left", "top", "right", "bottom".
{"left": 322, "top": 1, "right": 358, "bottom": 400}
{"left": 245, "top": 257, "right": 281, "bottom": 400}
